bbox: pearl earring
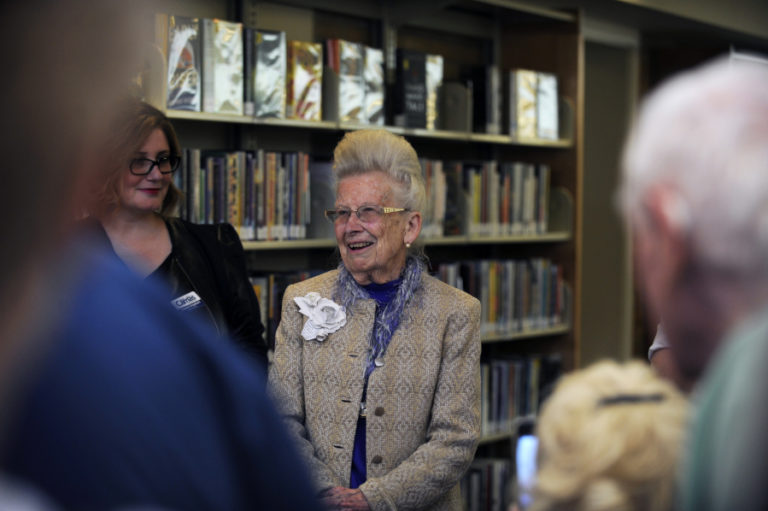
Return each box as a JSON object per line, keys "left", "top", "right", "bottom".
{"left": 405, "top": 241, "right": 411, "bottom": 248}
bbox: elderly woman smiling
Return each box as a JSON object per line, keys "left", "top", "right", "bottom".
{"left": 269, "top": 129, "right": 481, "bottom": 510}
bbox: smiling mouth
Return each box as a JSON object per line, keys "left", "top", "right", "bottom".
{"left": 347, "top": 241, "right": 373, "bottom": 251}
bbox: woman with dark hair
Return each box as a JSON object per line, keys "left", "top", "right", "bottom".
{"left": 86, "top": 97, "right": 267, "bottom": 365}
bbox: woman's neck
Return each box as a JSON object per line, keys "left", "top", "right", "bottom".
{"left": 98, "top": 207, "right": 171, "bottom": 277}
{"left": 100, "top": 207, "right": 163, "bottom": 236}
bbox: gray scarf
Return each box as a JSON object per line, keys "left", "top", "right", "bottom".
{"left": 333, "top": 256, "right": 424, "bottom": 367}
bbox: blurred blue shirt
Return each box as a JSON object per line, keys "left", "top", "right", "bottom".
{"left": 1, "top": 242, "right": 320, "bottom": 511}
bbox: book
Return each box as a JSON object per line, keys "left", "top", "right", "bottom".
{"left": 536, "top": 164, "right": 550, "bottom": 233}
{"left": 509, "top": 69, "right": 538, "bottom": 139}
{"left": 420, "top": 159, "right": 446, "bottom": 238}
{"left": 307, "top": 160, "right": 335, "bottom": 239}
{"left": 511, "top": 162, "right": 525, "bottom": 235}
{"left": 287, "top": 41, "right": 323, "bottom": 121}
{"left": 262, "top": 151, "right": 277, "bottom": 240}
{"left": 336, "top": 39, "right": 365, "bottom": 123}
{"left": 202, "top": 18, "right": 244, "bottom": 115}
{"left": 363, "top": 46, "right": 385, "bottom": 125}
{"left": 440, "top": 82, "right": 472, "bottom": 132}
{"left": 242, "top": 151, "right": 255, "bottom": 239}
{"left": 243, "top": 27, "right": 255, "bottom": 116}
{"left": 537, "top": 72, "right": 559, "bottom": 140}
{"left": 469, "top": 65, "right": 501, "bottom": 134}
{"left": 249, "top": 276, "right": 269, "bottom": 333}
{"left": 443, "top": 161, "right": 468, "bottom": 236}
{"left": 522, "top": 163, "right": 537, "bottom": 234}
{"left": 425, "top": 54, "right": 444, "bottom": 130}
{"left": 166, "top": 15, "right": 202, "bottom": 111}
{"left": 175, "top": 149, "right": 188, "bottom": 219}
{"left": 226, "top": 151, "right": 245, "bottom": 236}
{"left": 394, "top": 49, "right": 427, "bottom": 128}
{"left": 254, "top": 29, "right": 287, "bottom": 118}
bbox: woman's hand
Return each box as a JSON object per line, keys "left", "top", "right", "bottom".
{"left": 320, "top": 486, "right": 370, "bottom": 510}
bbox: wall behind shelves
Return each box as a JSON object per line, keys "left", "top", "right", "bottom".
{"left": 580, "top": 40, "right": 635, "bottom": 364}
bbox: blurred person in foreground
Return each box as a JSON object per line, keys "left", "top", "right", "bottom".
{"left": 269, "top": 129, "right": 482, "bottom": 510}
{"left": 0, "top": 1, "right": 318, "bottom": 510}
{"left": 620, "top": 56, "right": 768, "bottom": 511}
{"left": 528, "top": 360, "right": 688, "bottom": 511}
{"left": 84, "top": 97, "right": 268, "bottom": 366}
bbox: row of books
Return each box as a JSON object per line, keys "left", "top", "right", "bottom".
{"left": 172, "top": 147, "right": 557, "bottom": 241}
{"left": 481, "top": 354, "right": 561, "bottom": 435}
{"left": 158, "top": 14, "right": 561, "bottom": 137}
{"left": 422, "top": 160, "right": 551, "bottom": 238}
{"left": 462, "top": 458, "right": 512, "bottom": 511}
{"left": 159, "top": 14, "right": 388, "bottom": 124}
{"left": 174, "top": 148, "right": 313, "bottom": 241}
{"left": 435, "top": 259, "right": 571, "bottom": 336}
{"left": 448, "top": 66, "right": 560, "bottom": 139}
{"left": 250, "top": 264, "right": 568, "bottom": 348}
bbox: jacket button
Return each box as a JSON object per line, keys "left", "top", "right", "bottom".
{"left": 374, "top": 406, "right": 385, "bottom": 416}
{"left": 372, "top": 455, "right": 383, "bottom": 464}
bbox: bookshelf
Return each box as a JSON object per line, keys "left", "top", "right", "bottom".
{"left": 154, "top": 0, "right": 582, "bottom": 508}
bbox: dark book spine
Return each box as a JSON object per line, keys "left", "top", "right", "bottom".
{"left": 243, "top": 27, "right": 255, "bottom": 116}
{"left": 395, "top": 49, "right": 427, "bottom": 128}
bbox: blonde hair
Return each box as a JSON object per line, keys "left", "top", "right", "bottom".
{"left": 332, "top": 129, "right": 425, "bottom": 213}
{"left": 531, "top": 360, "right": 689, "bottom": 511}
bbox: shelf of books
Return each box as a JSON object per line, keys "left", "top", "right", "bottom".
{"left": 152, "top": 1, "right": 583, "bottom": 509}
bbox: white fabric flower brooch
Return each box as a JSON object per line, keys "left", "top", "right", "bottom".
{"left": 294, "top": 292, "right": 347, "bottom": 341}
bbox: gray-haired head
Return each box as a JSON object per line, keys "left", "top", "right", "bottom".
{"left": 332, "top": 129, "right": 426, "bottom": 214}
{"left": 620, "top": 55, "right": 768, "bottom": 283}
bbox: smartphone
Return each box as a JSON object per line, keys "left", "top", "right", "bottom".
{"left": 514, "top": 419, "right": 538, "bottom": 510}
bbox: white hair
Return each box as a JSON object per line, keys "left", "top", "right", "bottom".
{"left": 620, "top": 56, "right": 768, "bottom": 279}
{"left": 332, "top": 129, "right": 426, "bottom": 213}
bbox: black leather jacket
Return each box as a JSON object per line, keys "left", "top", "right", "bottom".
{"left": 86, "top": 217, "right": 268, "bottom": 367}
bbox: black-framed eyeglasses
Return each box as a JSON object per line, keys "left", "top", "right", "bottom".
{"left": 129, "top": 155, "right": 181, "bottom": 176}
{"left": 324, "top": 205, "right": 409, "bottom": 224}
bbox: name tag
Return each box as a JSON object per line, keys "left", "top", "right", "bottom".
{"left": 171, "top": 291, "right": 203, "bottom": 312}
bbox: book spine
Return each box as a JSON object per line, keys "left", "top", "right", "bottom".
{"left": 255, "top": 149, "right": 266, "bottom": 240}
{"left": 242, "top": 151, "right": 254, "bottom": 240}
{"left": 254, "top": 30, "right": 287, "bottom": 119}
{"left": 201, "top": 18, "right": 215, "bottom": 113}
{"left": 266, "top": 152, "right": 277, "bottom": 240}
{"left": 338, "top": 40, "right": 364, "bottom": 123}
{"left": 243, "top": 27, "right": 255, "bottom": 116}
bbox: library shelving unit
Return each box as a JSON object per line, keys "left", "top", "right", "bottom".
{"left": 155, "top": 0, "right": 583, "bottom": 506}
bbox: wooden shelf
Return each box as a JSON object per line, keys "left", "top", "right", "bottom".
{"left": 478, "top": 414, "right": 537, "bottom": 445}
{"left": 423, "top": 231, "right": 572, "bottom": 245}
{"left": 166, "top": 110, "right": 254, "bottom": 124}
{"left": 242, "top": 238, "right": 336, "bottom": 250}
{"left": 241, "top": 232, "right": 572, "bottom": 251}
{"left": 167, "top": 110, "right": 574, "bottom": 148}
{"left": 478, "top": 430, "right": 515, "bottom": 445}
{"left": 482, "top": 324, "right": 570, "bottom": 344}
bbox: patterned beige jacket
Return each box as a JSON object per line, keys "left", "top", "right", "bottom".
{"left": 269, "top": 269, "right": 481, "bottom": 511}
